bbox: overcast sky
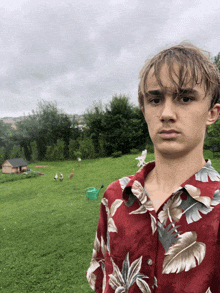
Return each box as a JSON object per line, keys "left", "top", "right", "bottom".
{"left": 1, "top": 0, "right": 220, "bottom": 118}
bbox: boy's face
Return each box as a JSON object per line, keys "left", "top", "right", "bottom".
{"left": 142, "top": 63, "right": 220, "bottom": 157}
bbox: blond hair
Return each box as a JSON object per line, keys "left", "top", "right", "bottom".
{"left": 138, "top": 42, "right": 220, "bottom": 111}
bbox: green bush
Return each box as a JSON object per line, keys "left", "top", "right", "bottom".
{"left": 130, "top": 148, "right": 139, "bottom": 155}
{"left": 68, "top": 139, "right": 80, "bottom": 160}
{"left": 45, "top": 145, "right": 53, "bottom": 161}
{"left": 0, "top": 172, "right": 40, "bottom": 183}
{"left": 74, "top": 150, "right": 82, "bottom": 160}
{"left": 112, "top": 151, "right": 122, "bottom": 158}
{"left": 213, "top": 152, "right": 220, "bottom": 158}
{"left": 78, "top": 138, "right": 96, "bottom": 159}
{"left": 52, "top": 139, "right": 65, "bottom": 161}
{"left": 146, "top": 143, "right": 154, "bottom": 153}
{"left": 30, "top": 141, "right": 39, "bottom": 162}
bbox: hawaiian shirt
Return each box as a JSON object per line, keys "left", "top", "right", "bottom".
{"left": 87, "top": 159, "right": 220, "bottom": 293}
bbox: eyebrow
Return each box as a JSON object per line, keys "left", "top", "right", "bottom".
{"left": 145, "top": 88, "right": 200, "bottom": 97}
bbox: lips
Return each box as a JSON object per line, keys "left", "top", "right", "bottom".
{"left": 159, "top": 130, "right": 180, "bottom": 139}
{"left": 160, "top": 130, "right": 179, "bottom": 134}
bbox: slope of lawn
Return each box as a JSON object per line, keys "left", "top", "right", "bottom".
{"left": 0, "top": 150, "right": 219, "bottom": 292}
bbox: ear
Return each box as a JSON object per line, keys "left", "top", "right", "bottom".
{"left": 206, "top": 103, "right": 220, "bottom": 126}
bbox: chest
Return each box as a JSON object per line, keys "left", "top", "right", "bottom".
{"left": 144, "top": 188, "right": 172, "bottom": 212}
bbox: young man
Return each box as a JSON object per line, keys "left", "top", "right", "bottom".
{"left": 87, "top": 43, "right": 220, "bottom": 292}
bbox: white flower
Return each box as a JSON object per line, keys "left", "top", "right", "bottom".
{"left": 135, "top": 150, "right": 147, "bottom": 167}
{"left": 78, "top": 158, "right": 81, "bottom": 161}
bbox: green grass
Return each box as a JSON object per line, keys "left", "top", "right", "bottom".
{"left": 0, "top": 171, "right": 40, "bottom": 183}
{"left": 0, "top": 150, "right": 219, "bottom": 292}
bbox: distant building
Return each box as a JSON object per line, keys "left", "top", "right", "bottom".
{"left": 2, "top": 158, "right": 28, "bottom": 174}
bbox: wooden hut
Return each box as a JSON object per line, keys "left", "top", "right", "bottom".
{"left": 2, "top": 158, "right": 28, "bottom": 174}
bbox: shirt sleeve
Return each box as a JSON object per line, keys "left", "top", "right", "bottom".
{"left": 86, "top": 196, "right": 108, "bottom": 293}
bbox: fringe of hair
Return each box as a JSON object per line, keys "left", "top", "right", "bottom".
{"left": 138, "top": 42, "right": 220, "bottom": 111}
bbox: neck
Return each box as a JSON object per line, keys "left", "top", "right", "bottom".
{"left": 149, "top": 146, "right": 206, "bottom": 194}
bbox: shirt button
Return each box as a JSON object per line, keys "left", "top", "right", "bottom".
{"left": 147, "top": 259, "right": 153, "bottom": 265}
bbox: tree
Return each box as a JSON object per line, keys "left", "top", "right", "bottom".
{"left": 45, "top": 146, "right": 53, "bottom": 161}
{"left": 54, "top": 139, "right": 65, "bottom": 161}
{"left": 214, "top": 52, "right": 220, "bottom": 72}
{"left": 13, "top": 100, "right": 74, "bottom": 160}
{"left": 0, "top": 120, "right": 13, "bottom": 148}
{"left": 0, "top": 147, "right": 6, "bottom": 166}
{"left": 204, "top": 120, "right": 220, "bottom": 151}
{"left": 30, "top": 141, "right": 38, "bottom": 162}
{"left": 68, "top": 139, "right": 79, "bottom": 160}
{"left": 78, "top": 137, "right": 96, "bottom": 159}
{"left": 84, "top": 101, "right": 105, "bottom": 156}
{"left": 101, "top": 95, "right": 149, "bottom": 156}
{"left": 9, "top": 145, "right": 22, "bottom": 159}
{"left": 83, "top": 95, "right": 150, "bottom": 157}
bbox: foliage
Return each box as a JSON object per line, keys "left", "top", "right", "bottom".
{"left": 13, "top": 101, "right": 78, "bottom": 160}
{"left": 214, "top": 52, "right": 220, "bottom": 73}
{"left": 146, "top": 143, "right": 154, "bottom": 153}
{"left": 9, "top": 145, "right": 23, "bottom": 159}
{"left": 84, "top": 101, "right": 105, "bottom": 156}
{"left": 112, "top": 151, "right": 122, "bottom": 158}
{"left": 0, "top": 95, "right": 150, "bottom": 162}
{"left": 130, "top": 149, "right": 140, "bottom": 154}
{"left": 45, "top": 145, "right": 53, "bottom": 161}
{"left": 52, "top": 139, "right": 65, "bottom": 161}
{"left": 204, "top": 120, "right": 220, "bottom": 151}
{"left": 85, "top": 95, "right": 150, "bottom": 157}
{"left": 68, "top": 139, "right": 79, "bottom": 160}
{"left": 78, "top": 137, "right": 96, "bottom": 159}
{"left": 0, "top": 171, "right": 40, "bottom": 183}
{"left": 74, "top": 150, "right": 82, "bottom": 159}
{"left": 30, "top": 141, "right": 38, "bottom": 162}
{"left": 0, "top": 120, "right": 15, "bottom": 149}
{"left": 0, "top": 147, "right": 6, "bottom": 166}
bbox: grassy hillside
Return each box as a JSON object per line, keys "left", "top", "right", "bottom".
{"left": 0, "top": 150, "right": 219, "bottom": 292}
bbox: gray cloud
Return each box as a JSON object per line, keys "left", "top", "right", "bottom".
{"left": 1, "top": 0, "right": 220, "bottom": 117}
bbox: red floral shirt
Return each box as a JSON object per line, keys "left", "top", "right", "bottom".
{"left": 87, "top": 159, "right": 220, "bottom": 293}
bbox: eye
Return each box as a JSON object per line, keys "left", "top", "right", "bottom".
{"left": 180, "top": 96, "right": 194, "bottom": 103}
{"left": 149, "top": 98, "right": 161, "bottom": 105}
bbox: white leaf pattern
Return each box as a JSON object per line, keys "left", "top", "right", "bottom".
{"left": 119, "top": 177, "right": 131, "bottom": 190}
{"left": 109, "top": 253, "right": 149, "bottom": 292}
{"left": 195, "top": 160, "right": 220, "bottom": 182}
{"left": 86, "top": 259, "right": 100, "bottom": 289}
{"left": 127, "top": 256, "right": 143, "bottom": 285}
{"left": 184, "top": 184, "right": 211, "bottom": 208}
{"left": 136, "top": 278, "right": 152, "bottom": 293}
{"left": 131, "top": 181, "right": 154, "bottom": 211}
{"left": 115, "top": 287, "right": 126, "bottom": 293}
{"left": 158, "top": 195, "right": 182, "bottom": 225}
{"left": 129, "top": 205, "right": 148, "bottom": 215}
{"left": 92, "top": 232, "right": 100, "bottom": 258}
{"left": 211, "top": 189, "right": 220, "bottom": 206}
{"left": 110, "top": 199, "right": 123, "bottom": 216}
{"left": 132, "top": 180, "right": 148, "bottom": 204}
{"left": 101, "top": 198, "right": 122, "bottom": 233}
{"left": 149, "top": 213, "right": 157, "bottom": 234}
{"left": 101, "top": 236, "right": 106, "bottom": 258}
{"left": 178, "top": 194, "right": 213, "bottom": 224}
{"left": 162, "top": 231, "right": 206, "bottom": 274}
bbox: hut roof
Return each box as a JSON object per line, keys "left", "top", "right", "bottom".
{"left": 6, "top": 158, "right": 28, "bottom": 167}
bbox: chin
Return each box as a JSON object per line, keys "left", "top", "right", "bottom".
{"left": 156, "top": 144, "right": 189, "bottom": 156}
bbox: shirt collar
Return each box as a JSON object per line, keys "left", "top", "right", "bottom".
{"left": 122, "top": 159, "right": 220, "bottom": 208}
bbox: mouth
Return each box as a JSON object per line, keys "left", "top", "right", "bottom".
{"left": 159, "top": 131, "right": 180, "bottom": 139}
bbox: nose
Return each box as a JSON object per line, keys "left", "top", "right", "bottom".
{"left": 160, "top": 99, "right": 177, "bottom": 122}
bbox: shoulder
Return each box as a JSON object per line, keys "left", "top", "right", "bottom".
{"left": 102, "top": 175, "right": 134, "bottom": 202}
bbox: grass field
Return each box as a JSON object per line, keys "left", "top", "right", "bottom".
{"left": 1, "top": 150, "right": 219, "bottom": 292}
